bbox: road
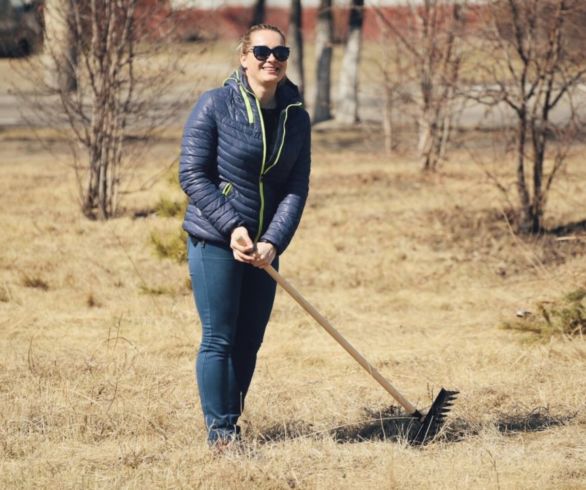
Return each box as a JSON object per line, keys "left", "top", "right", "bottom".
{"left": 2, "top": 84, "right": 586, "bottom": 131}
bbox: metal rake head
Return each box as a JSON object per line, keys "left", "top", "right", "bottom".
{"left": 409, "top": 388, "right": 459, "bottom": 445}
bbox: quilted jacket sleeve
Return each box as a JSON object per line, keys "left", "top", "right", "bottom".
{"left": 261, "top": 115, "right": 311, "bottom": 254}
{"left": 179, "top": 91, "right": 245, "bottom": 237}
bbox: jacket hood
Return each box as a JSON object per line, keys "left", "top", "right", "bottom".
{"left": 224, "top": 67, "right": 303, "bottom": 108}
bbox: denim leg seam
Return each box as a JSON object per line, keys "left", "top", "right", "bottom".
{"left": 197, "top": 244, "right": 212, "bottom": 428}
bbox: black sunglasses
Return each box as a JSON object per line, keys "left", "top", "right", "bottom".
{"left": 251, "top": 45, "right": 290, "bottom": 62}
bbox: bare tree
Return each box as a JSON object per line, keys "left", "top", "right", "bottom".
{"left": 250, "top": 0, "right": 266, "bottom": 27}
{"left": 473, "top": 0, "right": 586, "bottom": 233}
{"left": 43, "top": 0, "right": 77, "bottom": 92}
{"left": 336, "top": 0, "right": 364, "bottom": 124}
{"left": 20, "top": 0, "right": 191, "bottom": 220}
{"left": 375, "top": 1, "right": 466, "bottom": 170}
{"left": 313, "top": 0, "right": 333, "bottom": 123}
{"left": 377, "top": 30, "right": 411, "bottom": 154}
{"left": 287, "top": 0, "right": 305, "bottom": 101}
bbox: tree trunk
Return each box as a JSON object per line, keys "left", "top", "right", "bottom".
{"left": 383, "top": 78, "right": 395, "bottom": 154}
{"left": 418, "top": 35, "right": 434, "bottom": 170}
{"left": 336, "top": 0, "right": 364, "bottom": 124}
{"left": 250, "top": 0, "right": 266, "bottom": 27}
{"left": 313, "top": 0, "right": 333, "bottom": 123}
{"left": 530, "top": 121, "right": 547, "bottom": 233}
{"left": 418, "top": 109, "right": 434, "bottom": 170}
{"left": 516, "top": 111, "right": 533, "bottom": 233}
{"left": 288, "top": 0, "right": 305, "bottom": 101}
{"left": 43, "top": 0, "right": 77, "bottom": 92}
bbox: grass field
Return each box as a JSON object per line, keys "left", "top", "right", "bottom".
{"left": 1, "top": 119, "right": 585, "bottom": 488}
{"left": 1, "top": 32, "right": 586, "bottom": 489}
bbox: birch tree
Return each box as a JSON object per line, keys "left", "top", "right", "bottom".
{"left": 43, "top": 0, "right": 77, "bottom": 92}
{"left": 313, "top": 0, "right": 333, "bottom": 123}
{"left": 251, "top": 0, "right": 266, "bottom": 26}
{"left": 336, "top": 0, "right": 364, "bottom": 124}
{"left": 288, "top": 0, "right": 305, "bottom": 100}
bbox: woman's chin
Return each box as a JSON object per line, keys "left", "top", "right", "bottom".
{"left": 262, "top": 73, "right": 283, "bottom": 84}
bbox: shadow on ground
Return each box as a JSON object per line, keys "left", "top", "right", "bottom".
{"left": 255, "top": 405, "right": 417, "bottom": 445}
{"left": 433, "top": 407, "right": 575, "bottom": 444}
{"left": 256, "top": 407, "right": 576, "bottom": 446}
{"left": 549, "top": 219, "right": 586, "bottom": 236}
{"left": 494, "top": 408, "right": 576, "bottom": 434}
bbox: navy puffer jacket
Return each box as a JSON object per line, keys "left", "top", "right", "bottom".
{"left": 179, "top": 68, "right": 311, "bottom": 254}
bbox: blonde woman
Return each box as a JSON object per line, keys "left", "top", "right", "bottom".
{"left": 179, "top": 24, "right": 311, "bottom": 447}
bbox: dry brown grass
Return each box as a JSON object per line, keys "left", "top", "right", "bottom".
{"left": 1, "top": 126, "right": 586, "bottom": 489}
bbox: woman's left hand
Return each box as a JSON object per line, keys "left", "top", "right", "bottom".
{"left": 251, "top": 242, "right": 277, "bottom": 268}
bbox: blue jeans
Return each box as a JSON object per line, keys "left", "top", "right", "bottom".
{"left": 187, "top": 236, "right": 278, "bottom": 443}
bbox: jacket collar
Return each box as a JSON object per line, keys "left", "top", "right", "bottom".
{"left": 224, "top": 67, "right": 303, "bottom": 109}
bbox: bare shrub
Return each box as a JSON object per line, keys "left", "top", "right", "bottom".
{"left": 17, "top": 0, "right": 197, "bottom": 220}
{"left": 469, "top": 0, "right": 586, "bottom": 233}
{"left": 374, "top": 1, "right": 468, "bottom": 170}
{"left": 0, "top": 283, "right": 12, "bottom": 303}
{"left": 21, "top": 275, "right": 49, "bottom": 291}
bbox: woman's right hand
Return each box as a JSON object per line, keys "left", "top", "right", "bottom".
{"left": 230, "top": 226, "right": 256, "bottom": 263}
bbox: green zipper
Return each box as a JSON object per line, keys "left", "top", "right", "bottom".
{"left": 236, "top": 78, "right": 302, "bottom": 243}
{"left": 221, "top": 182, "right": 233, "bottom": 196}
{"left": 254, "top": 95, "right": 268, "bottom": 243}
{"left": 239, "top": 86, "right": 254, "bottom": 124}
{"left": 263, "top": 102, "right": 303, "bottom": 175}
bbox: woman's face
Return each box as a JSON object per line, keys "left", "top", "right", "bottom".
{"left": 241, "top": 29, "right": 288, "bottom": 87}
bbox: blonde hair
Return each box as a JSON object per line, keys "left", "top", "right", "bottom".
{"left": 238, "top": 24, "right": 286, "bottom": 56}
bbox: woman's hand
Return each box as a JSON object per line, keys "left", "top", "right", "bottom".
{"left": 250, "top": 241, "right": 277, "bottom": 268}
{"left": 231, "top": 228, "right": 277, "bottom": 268}
{"left": 230, "top": 227, "right": 256, "bottom": 263}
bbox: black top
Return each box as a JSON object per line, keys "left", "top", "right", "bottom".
{"left": 261, "top": 108, "right": 280, "bottom": 158}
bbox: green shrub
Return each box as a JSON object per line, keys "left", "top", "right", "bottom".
{"left": 167, "top": 170, "right": 180, "bottom": 188}
{"left": 564, "top": 287, "right": 586, "bottom": 303}
{"left": 502, "top": 287, "right": 586, "bottom": 340}
{"left": 150, "top": 229, "right": 187, "bottom": 263}
{"left": 154, "top": 196, "right": 186, "bottom": 218}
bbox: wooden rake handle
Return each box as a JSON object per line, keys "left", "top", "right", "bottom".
{"left": 264, "top": 264, "right": 418, "bottom": 415}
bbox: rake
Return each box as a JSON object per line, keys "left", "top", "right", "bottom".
{"left": 264, "top": 264, "right": 458, "bottom": 445}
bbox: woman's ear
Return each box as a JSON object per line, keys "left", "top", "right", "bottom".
{"left": 240, "top": 53, "right": 248, "bottom": 70}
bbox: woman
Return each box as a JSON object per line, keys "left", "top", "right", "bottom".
{"left": 179, "top": 24, "right": 311, "bottom": 447}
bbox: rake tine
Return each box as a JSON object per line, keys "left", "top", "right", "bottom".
{"left": 410, "top": 389, "right": 459, "bottom": 445}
